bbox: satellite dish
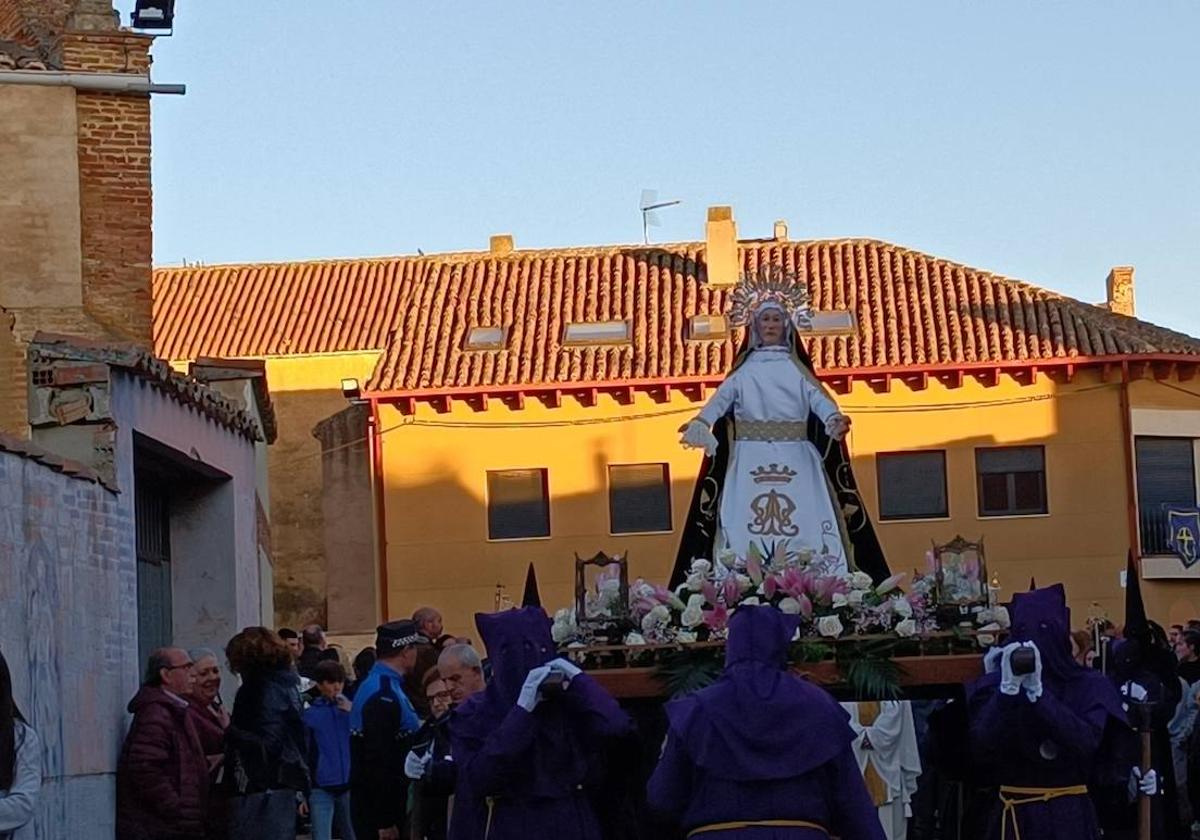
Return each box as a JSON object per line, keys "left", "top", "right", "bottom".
{"left": 640, "top": 189, "right": 681, "bottom": 244}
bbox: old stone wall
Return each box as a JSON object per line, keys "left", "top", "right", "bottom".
{"left": 0, "top": 443, "right": 137, "bottom": 839}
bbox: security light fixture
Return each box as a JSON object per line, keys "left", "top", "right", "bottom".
{"left": 341, "top": 378, "right": 362, "bottom": 402}
{"left": 131, "top": 0, "right": 175, "bottom": 33}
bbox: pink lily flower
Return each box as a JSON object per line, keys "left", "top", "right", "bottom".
{"left": 701, "top": 580, "right": 719, "bottom": 607}
{"left": 763, "top": 575, "right": 778, "bottom": 600}
{"left": 721, "top": 577, "right": 740, "bottom": 607}
{"left": 796, "top": 593, "right": 814, "bottom": 620}
{"left": 702, "top": 603, "right": 729, "bottom": 632}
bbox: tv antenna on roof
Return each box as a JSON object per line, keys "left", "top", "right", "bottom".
{"left": 640, "top": 189, "right": 681, "bottom": 245}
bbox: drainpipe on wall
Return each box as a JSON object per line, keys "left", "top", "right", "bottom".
{"left": 368, "top": 398, "right": 390, "bottom": 621}
{"left": 1119, "top": 362, "right": 1140, "bottom": 564}
{"left": 0, "top": 70, "right": 185, "bottom": 95}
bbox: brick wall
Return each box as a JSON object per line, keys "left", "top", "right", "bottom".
{"left": 0, "top": 6, "right": 155, "bottom": 437}
{"left": 0, "top": 442, "right": 136, "bottom": 838}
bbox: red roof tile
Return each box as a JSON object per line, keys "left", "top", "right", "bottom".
{"left": 0, "top": 37, "right": 49, "bottom": 70}
{"left": 151, "top": 239, "right": 1200, "bottom": 394}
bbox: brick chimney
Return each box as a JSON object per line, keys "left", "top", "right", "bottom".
{"left": 773, "top": 219, "right": 789, "bottom": 241}
{"left": 489, "top": 234, "right": 514, "bottom": 256}
{"left": 705, "top": 205, "right": 739, "bottom": 286}
{"left": 1106, "top": 266, "right": 1135, "bottom": 317}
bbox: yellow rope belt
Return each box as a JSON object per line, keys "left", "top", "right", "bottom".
{"left": 688, "top": 819, "right": 828, "bottom": 837}
{"left": 998, "top": 785, "right": 1089, "bottom": 840}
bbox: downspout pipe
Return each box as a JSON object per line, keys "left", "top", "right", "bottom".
{"left": 0, "top": 70, "right": 185, "bottom": 95}
{"left": 368, "top": 398, "right": 390, "bottom": 622}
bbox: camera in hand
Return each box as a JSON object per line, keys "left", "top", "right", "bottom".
{"left": 538, "top": 671, "right": 569, "bottom": 696}
{"left": 1010, "top": 646, "right": 1037, "bottom": 676}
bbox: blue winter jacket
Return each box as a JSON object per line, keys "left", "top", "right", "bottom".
{"left": 303, "top": 696, "right": 353, "bottom": 790}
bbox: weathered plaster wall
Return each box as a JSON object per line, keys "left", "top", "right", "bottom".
{"left": 109, "top": 371, "right": 261, "bottom": 684}
{"left": 0, "top": 449, "right": 136, "bottom": 840}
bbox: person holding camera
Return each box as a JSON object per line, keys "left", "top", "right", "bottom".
{"left": 967, "top": 584, "right": 1127, "bottom": 840}
{"left": 403, "top": 669, "right": 455, "bottom": 840}
{"left": 447, "top": 607, "right": 632, "bottom": 840}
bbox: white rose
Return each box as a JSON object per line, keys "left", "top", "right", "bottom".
{"left": 850, "top": 571, "right": 874, "bottom": 591}
{"left": 740, "top": 597, "right": 761, "bottom": 607}
{"left": 690, "top": 558, "right": 712, "bottom": 576}
{"left": 891, "top": 597, "right": 914, "bottom": 619}
{"left": 734, "top": 573, "right": 752, "bottom": 593}
{"left": 817, "top": 615, "right": 844, "bottom": 638}
{"left": 894, "top": 618, "right": 917, "bottom": 638}
{"left": 848, "top": 590, "right": 865, "bottom": 607}
{"left": 676, "top": 630, "right": 698, "bottom": 644}
{"left": 831, "top": 593, "right": 849, "bottom": 609}
{"left": 681, "top": 605, "right": 704, "bottom": 628}
{"left": 685, "top": 572, "right": 705, "bottom": 592}
{"left": 993, "top": 606, "right": 1011, "bottom": 629}
{"left": 624, "top": 632, "right": 647, "bottom": 646}
{"left": 632, "top": 581, "right": 656, "bottom": 600}
{"left": 717, "top": 549, "right": 738, "bottom": 569}
{"left": 778, "top": 597, "right": 802, "bottom": 615}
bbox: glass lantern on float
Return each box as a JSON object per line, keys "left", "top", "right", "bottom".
{"left": 931, "top": 535, "right": 990, "bottom": 623}
{"left": 574, "top": 551, "right": 632, "bottom": 644}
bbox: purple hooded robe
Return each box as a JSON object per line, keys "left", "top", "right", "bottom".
{"left": 447, "top": 607, "right": 633, "bottom": 840}
{"left": 966, "top": 584, "right": 1127, "bottom": 840}
{"left": 647, "top": 606, "right": 885, "bottom": 839}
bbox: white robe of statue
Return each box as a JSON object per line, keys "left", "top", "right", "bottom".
{"left": 695, "top": 344, "right": 848, "bottom": 574}
{"left": 841, "top": 700, "right": 922, "bottom": 840}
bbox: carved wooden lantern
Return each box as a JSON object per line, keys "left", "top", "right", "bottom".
{"left": 931, "top": 535, "right": 989, "bottom": 616}
{"left": 574, "top": 551, "right": 632, "bottom": 642}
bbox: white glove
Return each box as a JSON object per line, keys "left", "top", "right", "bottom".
{"left": 999, "top": 642, "right": 1024, "bottom": 696}
{"left": 404, "top": 749, "right": 432, "bottom": 781}
{"left": 1023, "top": 642, "right": 1043, "bottom": 702}
{"left": 1122, "top": 681, "right": 1149, "bottom": 703}
{"left": 680, "top": 419, "right": 719, "bottom": 457}
{"left": 547, "top": 657, "right": 582, "bottom": 685}
{"left": 984, "top": 646, "right": 1004, "bottom": 674}
{"left": 517, "top": 664, "right": 554, "bottom": 712}
{"left": 1129, "top": 766, "right": 1159, "bottom": 800}
{"left": 825, "top": 412, "right": 851, "bottom": 441}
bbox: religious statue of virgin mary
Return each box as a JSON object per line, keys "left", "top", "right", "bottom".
{"left": 670, "top": 268, "right": 891, "bottom": 586}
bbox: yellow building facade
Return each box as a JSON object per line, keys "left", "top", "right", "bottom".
{"left": 374, "top": 367, "right": 1200, "bottom": 638}
{"left": 154, "top": 214, "right": 1200, "bottom": 637}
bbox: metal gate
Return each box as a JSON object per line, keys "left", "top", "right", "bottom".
{"left": 136, "top": 474, "right": 172, "bottom": 668}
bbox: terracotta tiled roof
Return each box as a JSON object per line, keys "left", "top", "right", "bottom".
{"left": 30, "top": 333, "right": 266, "bottom": 442}
{"left": 151, "top": 239, "right": 1200, "bottom": 393}
{"left": 0, "top": 432, "right": 116, "bottom": 491}
{"left": 0, "top": 37, "right": 49, "bottom": 70}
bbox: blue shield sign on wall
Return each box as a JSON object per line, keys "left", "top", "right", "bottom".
{"left": 1167, "top": 509, "right": 1200, "bottom": 568}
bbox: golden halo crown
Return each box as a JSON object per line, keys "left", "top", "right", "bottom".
{"left": 726, "top": 265, "right": 812, "bottom": 328}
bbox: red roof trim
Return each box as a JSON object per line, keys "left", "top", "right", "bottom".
{"left": 366, "top": 353, "right": 1200, "bottom": 409}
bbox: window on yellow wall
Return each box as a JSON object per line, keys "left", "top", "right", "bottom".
{"left": 609, "top": 463, "right": 672, "bottom": 534}
{"left": 976, "top": 446, "right": 1047, "bottom": 517}
{"left": 876, "top": 451, "right": 948, "bottom": 520}
{"left": 1134, "top": 436, "right": 1196, "bottom": 555}
{"left": 487, "top": 469, "right": 550, "bottom": 540}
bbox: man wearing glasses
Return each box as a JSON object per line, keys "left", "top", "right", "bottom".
{"left": 116, "top": 648, "right": 212, "bottom": 840}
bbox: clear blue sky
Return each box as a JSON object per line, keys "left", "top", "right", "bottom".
{"left": 118, "top": 1, "right": 1200, "bottom": 334}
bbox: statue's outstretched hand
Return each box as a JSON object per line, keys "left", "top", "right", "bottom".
{"left": 825, "top": 413, "right": 852, "bottom": 441}
{"left": 680, "top": 419, "right": 719, "bottom": 457}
